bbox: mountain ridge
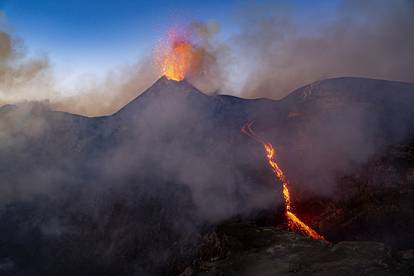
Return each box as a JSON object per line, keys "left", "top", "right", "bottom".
{"left": 2, "top": 76, "right": 413, "bottom": 119}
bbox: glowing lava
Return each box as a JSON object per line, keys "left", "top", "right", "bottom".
{"left": 242, "top": 121, "right": 325, "bottom": 241}
{"left": 157, "top": 29, "right": 200, "bottom": 81}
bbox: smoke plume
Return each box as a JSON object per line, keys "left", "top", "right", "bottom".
{"left": 232, "top": 0, "right": 414, "bottom": 99}
{"left": 0, "top": 18, "right": 52, "bottom": 105}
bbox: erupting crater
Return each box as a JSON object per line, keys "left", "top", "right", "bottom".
{"left": 156, "top": 28, "right": 201, "bottom": 81}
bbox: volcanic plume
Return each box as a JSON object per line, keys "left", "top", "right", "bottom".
{"left": 242, "top": 121, "right": 325, "bottom": 240}
{"left": 156, "top": 29, "right": 202, "bottom": 81}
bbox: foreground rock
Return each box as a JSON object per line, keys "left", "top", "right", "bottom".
{"left": 313, "top": 142, "right": 414, "bottom": 248}
{"left": 188, "top": 222, "right": 413, "bottom": 276}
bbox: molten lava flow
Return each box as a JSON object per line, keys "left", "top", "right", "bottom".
{"left": 157, "top": 29, "right": 200, "bottom": 81}
{"left": 241, "top": 122, "right": 325, "bottom": 241}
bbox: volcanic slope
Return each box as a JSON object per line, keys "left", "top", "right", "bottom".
{"left": 0, "top": 77, "right": 413, "bottom": 275}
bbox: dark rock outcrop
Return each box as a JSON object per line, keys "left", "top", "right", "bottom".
{"left": 315, "top": 142, "right": 414, "bottom": 248}
{"left": 190, "top": 222, "right": 414, "bottom": 276}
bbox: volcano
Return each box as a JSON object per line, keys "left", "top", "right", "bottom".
{"left": 0, "top": 77, "right": 414, "bottom": 275}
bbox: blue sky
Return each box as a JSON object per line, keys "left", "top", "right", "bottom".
{"left": 0, "top": 0, "right": 340, "bottom": 90}
{"left": 2, "top": 1, "right": 242, "bottom": 73}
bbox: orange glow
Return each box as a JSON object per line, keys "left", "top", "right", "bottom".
{"left": 157, "top": 29, "right": 200, "bottom": 81}
{"left": 241, "top": 122, "right": 325, "bottom": 241}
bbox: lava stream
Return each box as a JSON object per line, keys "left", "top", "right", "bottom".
{"left": 241, "top": 121, "right": 325, "bottom": 241}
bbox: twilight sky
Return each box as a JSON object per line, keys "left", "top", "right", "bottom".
{"left": 1, "top": 0, "right": 241, "bottom": 80}
{"left": 0, "top": 0, "right": 412, "bottom": 116}
{"left": 1, "top": 0, "right": 337, "bottom": 86}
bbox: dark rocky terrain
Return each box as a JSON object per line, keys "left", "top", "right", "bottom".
{"left": 317, "top": 142, "right": 414, "bottom": 249}
{"left": 187, "top": 222, "right": 414, "bottom": 276}
{"left": 0, "top": 77, "right": 413, "bottom": 275}
{"left": 187, "top": 141, "right": 414, "bottom": 275}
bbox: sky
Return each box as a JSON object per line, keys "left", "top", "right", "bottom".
{"left": 1, "top": 0, "right": 241, "bottom": 80}
{"left": 0, "top": 0, "right": 338, "bottom": 86}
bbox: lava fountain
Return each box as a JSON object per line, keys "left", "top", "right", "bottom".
{"left": 156, "top": 29, "right": 201, "bottom": 81}
{"left": 242, "top": 121, "right": 325, "bottom": 241}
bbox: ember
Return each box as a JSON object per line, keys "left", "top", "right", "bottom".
{"left": 156, "top": 29, "right": 200, "bottom": 81}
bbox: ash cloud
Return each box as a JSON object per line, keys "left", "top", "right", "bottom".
{"left": 0, "top": 19, "right": 52, "bottom": 105}
{"left": 232, "top": 0, "right": 414, "bottom": 99}
{"left": 185, "top": 21, "right": 231, "bottom": 94}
